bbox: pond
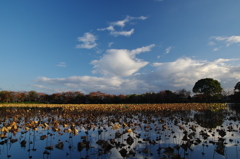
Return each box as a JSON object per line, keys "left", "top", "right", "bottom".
{"left": 0, "top": 103, "right": 240, "bottom": 159}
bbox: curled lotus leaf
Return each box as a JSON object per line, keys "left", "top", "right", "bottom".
{"left": 127, "top": 129, "right": 132, "bottom": 133}
{"left": 218, "top": 130, "right": 226, "bottom": 137}
{"left": 55, "top": 142, "right": 64, "bottom": 150}
{"left": 112, "top": 124, "right": 120, "bottom": 130}
{"left": 126, "top": 136, "right": 134, "bottom": 145}
{"left": 40, "top": 135, "right": 48, "bottom": 140}
{"left": 45, "top": 145, "right": 53, "bottom": 150}
{"left": 78, "top": 141, "right": 89, "bottom": 152}
{"left": 119, "top": 148, "right": 127, "bottom": 158}
{"left": 142, "top": 147, "right": 151, "bottom": 154}
{"left": 43, "top": 150, "right": 50, "bottom": 155}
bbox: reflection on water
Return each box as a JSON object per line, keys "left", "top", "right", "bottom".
{"left": 0, "top": 103, "right": 240, "bottom": 159}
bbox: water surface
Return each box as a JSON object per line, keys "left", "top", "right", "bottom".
{"left": 0, "top": 103, "right": 239, "bottom": 159}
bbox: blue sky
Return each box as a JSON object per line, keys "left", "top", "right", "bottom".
{"left": 1, "top": 0, "right": 240, "bottom": 95}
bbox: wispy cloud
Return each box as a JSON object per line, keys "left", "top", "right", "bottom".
{"left": 35, "top": 76, "right": 123, "bottom": 94}
{"left": 110, "top": 16, "right": 147, "bottom": 27}
{"left": 76, "top": 32, "right": 97, "bottom": 49}
{"left": 31, "top": 84, "right": 71, "bottom": 93}
{"left": 165, "top": 46, "right": 174, "bottom": 54}
{"left": 213, "top": 47, "right": 221, "bottom": 51}
{"left": 98, "top": 16, "right": 147, "bottom": 37}
{"left": 97, "top": 25, "right": 114, "bottom": 32}
{"left": 208, "top": 41, "right": 216, "bottom": 46}
{"left": 56, "top": 62, "right": 66, "bottom": 67}
{"left": 108, "top": 42, "right": 114, "bottom": 47}
{"left": 211, "top": 36, "right": 240, "bottom": 47}
{"left": 110, "top": 29, "right": 134, "bottom": 37}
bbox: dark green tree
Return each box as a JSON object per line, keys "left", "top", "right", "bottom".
{"left": 175, "top": 89, "right": 191, "bottom": 102}
{"left": 234, "top": 82, "right": 240, "bottom": 92}
{"left": 28, "top": 90, "right": 38, "bottom": 102}
{"left": 192, "top": 78, "right": 222, "bottom": 100}
{"left": 233, "top": 81, "right": 240, "bottom": 102}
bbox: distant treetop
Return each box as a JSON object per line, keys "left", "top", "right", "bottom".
{"left": 192, "top": 78, "right": 222, "bottom": 96}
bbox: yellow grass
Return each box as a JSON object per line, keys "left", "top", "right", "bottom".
{"left": 0, "top": 103, "right": 227, "bottom": 112}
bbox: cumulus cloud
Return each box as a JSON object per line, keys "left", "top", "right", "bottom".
{"left": 211, "top": 36, "right": 240, "bottom": 46}
{"left": 34, "top": 57, "right": 240, "bottom": 94}
{"left": 147, "top": 58, "right": 240, "bottom": 90}
{"left": 56, "top": 62, "right": 66, "bottom": 67}
{"left": 98, "top": 16, "right": 147, "bottom": 37}
{"left": 76, "top": 32, "right": 97, "bottom": 49}
{"left": 91, "top": 44, "right": 155, "bottom": 77}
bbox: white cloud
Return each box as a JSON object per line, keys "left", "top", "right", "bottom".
{"left": 36, "top": 76, "right": 122, "bottom": 87}
{"left": 165, "top": 46, "right": 174, "bottom": 54}
{"left": 56, "top": 62, "right": 66, "bottom": 67}
{"left": 76, "top": 32, "right": 97, "bottom": 49}
{"left": 98, "top": 16, "right": 147, "bottom": 37}
{"left": 138, "top": 16, "right": 148, "bottom": 20}
{"left": 130, "top": 44, "right": 155, "bottom": 55}
{"left": 211, "top": 36, "right": 240, "bottom": 46}
{"left": 111, "top": 16, "right": 147, "bottom": 27}
{"left": 34, "top": 57, "right": 240, "bottom": 95}
{"left": 111, "top": 17, "right": 129, "bottom": 27}
{"left": 97, "top": 25, "right": 114, "bottom": 31}
{"left": 31, "top": 84, "right": 68, "bottom": 93}
{"left": 32, "top": 76, "right": 158, "bottom": 95}
{"left": 208, "top": 41, "right": 216, "bottom": 46}
{"left": 149, "top": 58, "right": 240, "bottom": 90}
{"left": 108, "top": 42, "right": 114, "bottom": 47}
{"left": 110, "top": 29, "right": 134, "bottom": 37}
{"left": 213, "top": 47, "right": 221, "bottom": 51}
{"left": 34, "top": 76, "right": 149, "bottom": 95}
{"left": 91, "top": 44, "right": 155, "bottom": 77}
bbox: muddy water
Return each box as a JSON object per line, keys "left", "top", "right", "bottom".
{"left": 0, "top": 104, "right": 240, "bottom": 159}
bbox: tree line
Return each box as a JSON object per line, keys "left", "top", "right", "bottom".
{"left": 0, "top": 78, "right": 240, "bottom": 104}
